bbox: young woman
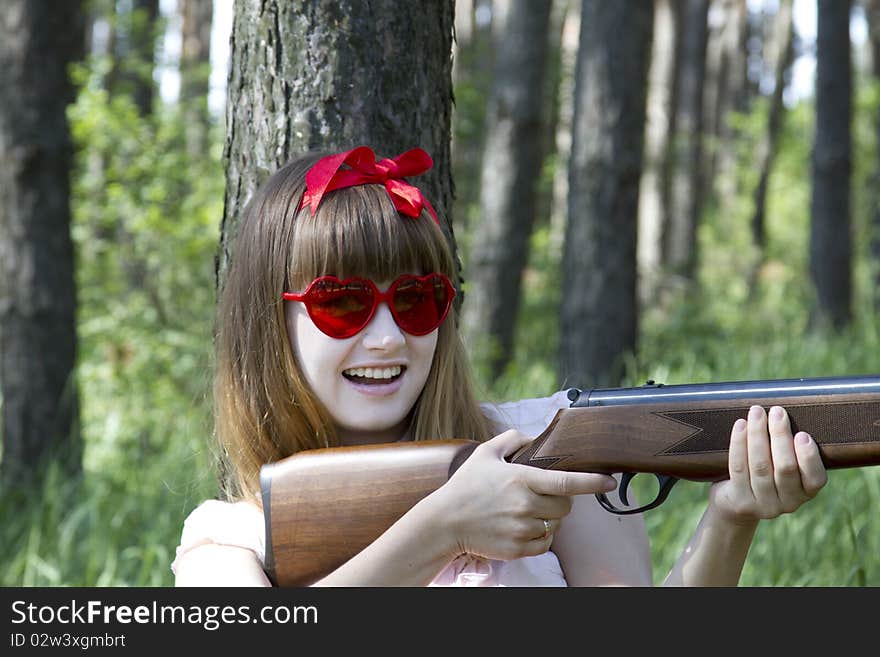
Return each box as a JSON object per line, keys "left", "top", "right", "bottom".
{"left": 172, "top": 146, "right": 827, "bottom": 586}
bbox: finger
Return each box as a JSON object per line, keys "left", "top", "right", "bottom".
{"left": 746, "top": 405, "right": 780, "bottom": 514}
{"left": 524, "top": 468, "right": 618, "bottom": 497}
{"left": 482, "top": 430, "right": 535, "bottom": 459}
{"left": 529, "top": 494, "right": 573, "bottom": 521}
{"left": 522, "top": 518, "right": 556, "bottom": 557}
{"left": 530, "top": 517, "right": 555, "bottom": 541}
{"left": 728, "top": 417, "right": 751, "bottom": 490}
{"left": 767, "top": 406, "right": 806, "bottom": 512}
{"left": 794, "top": 432, "right": 828, "bottom": 497}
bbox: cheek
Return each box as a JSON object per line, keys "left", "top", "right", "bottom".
{"left": 411, "top": 332, "right": 439, "bottom": 378}
{"left": 286, "top": 305, "right": 345, "bottom": 381}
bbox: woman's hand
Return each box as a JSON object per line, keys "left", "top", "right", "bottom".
{"left": 708, "top": 405, "right": 828, "bottom": 526}
{"left": 424, "top": 430, "right": 618, "bottom": 562}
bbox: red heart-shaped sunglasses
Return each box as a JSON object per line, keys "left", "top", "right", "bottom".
{"left": 283, "top": 273, "right": 456, "bottom": 339}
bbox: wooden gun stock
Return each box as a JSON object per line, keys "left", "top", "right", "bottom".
{"left": 260, "top": 439, "right": 478, "bottom": 586}
{"left": 260, "top": 375, "right": 880, "bottom": 586}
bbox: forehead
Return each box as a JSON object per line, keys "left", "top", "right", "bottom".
{"left": 287, "top": 192, "right": 448, "bottom": 287}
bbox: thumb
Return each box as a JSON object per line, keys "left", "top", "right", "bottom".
{"left": 481, "top": 430, "right": 536, "bottom": 459}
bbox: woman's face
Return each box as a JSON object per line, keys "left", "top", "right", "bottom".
{"left": 285, "top": 278, "right": 439, "bottom": 445}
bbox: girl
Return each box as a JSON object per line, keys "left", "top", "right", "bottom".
{"left": 172, "top": 146, "right": 828, "bottom": 586}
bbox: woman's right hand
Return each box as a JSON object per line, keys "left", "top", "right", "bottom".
{"left": 424, "top": 430, "right": 618, "bottom": 562}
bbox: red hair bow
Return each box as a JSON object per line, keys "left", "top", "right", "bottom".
{"left": 299, "top": 146, "right": 439, "bottom": 224}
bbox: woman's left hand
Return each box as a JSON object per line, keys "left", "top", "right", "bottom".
{"left": 708, "top": 405, "right": 828, "bottom": 525}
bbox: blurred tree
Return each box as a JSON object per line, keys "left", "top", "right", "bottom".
{"left": 866, "top": 0, "right": 880, "bottom": 310}
{"left": 451, "top": 0, "right": 492, "bottom": 238}
{"left": 750, "top": 0, "right": 795, "bottom": 260}
{"left": 538, "top": 0, "right": 575, "bottom": 226}
{"left": 704, "top": 0, "right": 749, "bottom": 202}
{"left": 81, "top": 0, "right": 116, "bottom": 192}
{"left": 638, "top": 0, "right": 678, "bottom": 305}
{"left": 0, "top": 0, "right": 85, "bottom": 488}
{"left": 560, "top": 0, "right": 653, "bottom": 388}
{"left": 107, "top": 0, "right": 160, "bottom": 117}
{"left": 219, "top": 0, "right": 460, "bottom": 298}
{"left": 810, "top": 0, "right": 853, "bottom": 329}
{"left": 548, "top": 0, "right": 581, "bottom": 249}
{"left": 179, "top": 0, "right": 214, "bottom": 159}
{"left": 461, "top": 0, "right": 553, "bottom": 381}
{"left": 664, "top": 0, "right": 709, "bottom": 283}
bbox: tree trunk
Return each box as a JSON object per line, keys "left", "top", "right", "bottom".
{"left": 549, "top": 0, "right": 581, "bottom": 253}
{"left": 866, "top": 0, "right": 880, "bottom": 311}
{"left": 460, "top": 0, "right": 552, "bottom": 381}
{"left": 219, "top": 0, "right": 459, "bottom": 297}
{"left": 179, "top": 0, "right": 214, "bottom": 158}
{"left": 0, "top": 0, "right": 84, "bottom": 487}
{"left": 704, "top": 0, "right": 748, "bottom": 198}
{"left": 560, "top": 0, "right": 653, "bottom": 388}
{"left": 638, "top": 0, "right": 678, "bottom": 305}
{"left": 537, "top": 0, "right": 574, "bottom": 229}
{"left": 810, "top": 0, "right": 852, "bottom": 330}
{"left": 450, "top": 0, "right": 492, "bottom": 238}
{"left": 108, "top": 0, "right": 159, "bottom": 116}
{"left": 750, "top": 0, "right": 795, "bottom": 256}
{"left": 664, "top": 0, "right": 709, "bottom": 282}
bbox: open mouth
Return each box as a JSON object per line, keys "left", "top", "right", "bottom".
{"left": 342, "top": 365, "right": 405, "bottom": 385}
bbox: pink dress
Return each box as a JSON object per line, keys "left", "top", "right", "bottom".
{"left": 171, "top": 391, "right": 572, "bottom": 586}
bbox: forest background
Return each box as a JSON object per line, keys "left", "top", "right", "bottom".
{"left": 2, "top": 0, "right": 879, "bottom": 587}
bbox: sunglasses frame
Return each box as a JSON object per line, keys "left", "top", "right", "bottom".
{"left": 283, "top": 272, "right": 456, "bottom": 339}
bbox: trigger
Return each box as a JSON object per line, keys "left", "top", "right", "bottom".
{"left": 595, "top": 473, "right": 681, "bottom": 515}
{"left": 619, "top": 472, "right": 636, "bottom": 507}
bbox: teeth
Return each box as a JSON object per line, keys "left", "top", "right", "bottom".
{"left": 343, "top": 365, "right": 402, "bottom": 380}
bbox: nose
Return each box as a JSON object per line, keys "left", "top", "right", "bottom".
{"left": 361, "top": 302, "right": 405, "bottom": 350}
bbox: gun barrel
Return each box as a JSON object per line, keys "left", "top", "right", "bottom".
{"left": 574, "top": 375, "right": 880, "bottom": 407}
{"left": 513, "top": 375, "right": 880, "bottom": 480}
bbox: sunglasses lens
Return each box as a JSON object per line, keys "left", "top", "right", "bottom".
{"left": 307, "top": 279, "right": 375, "bottom": 338}
{"left": 392, "top": 275, "right": 452, "bottom": 335}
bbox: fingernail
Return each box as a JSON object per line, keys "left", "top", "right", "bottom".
{"left": 603, "top": 477, "right": 617, "bottom": 491}
{"left": 734, "top": 418, "right": 747, "bottom": 433}
{"left": 796, "top": 432, "right": 812, "bottom": 445}
{"left": 770, "top": 406, "right": 783, "bottom": 420}
{"left": 749, "top": 405, "right": 763, "bottom": 420}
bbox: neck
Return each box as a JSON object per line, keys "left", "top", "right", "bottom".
{"left": 337, "top": 416, "right": 413, "bottom": 446}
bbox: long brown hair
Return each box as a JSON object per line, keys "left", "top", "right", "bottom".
{"left": 213, "top": 151, "right": 492, "bottom": 503}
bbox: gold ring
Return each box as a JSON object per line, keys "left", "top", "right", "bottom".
{"left": 541, "top": 518, "right": 551, "bottom": 540}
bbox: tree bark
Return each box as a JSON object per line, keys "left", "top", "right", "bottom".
{"left": 664, "top": 0, "right": 709, "bottom": 282}
{"left": 560, "top": 0, "right": 653, "bottom": 388}
{"left": 219, "top": 0, "right": 458, "bottom": 296}
{"left": 0, "top": 0, "right": 84, "bottom": 487}
{"left": 810, "top": 0, "right": 852, "bottom": 330}
{"left": 460, "top": 0, "right": 552, "bottom": 381}
{"left": 179, "top": 0, "right": 214, "bottom": 158}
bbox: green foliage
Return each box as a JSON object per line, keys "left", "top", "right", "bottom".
{"left": 1, "top": 58, "right": 222, "bottom": 586}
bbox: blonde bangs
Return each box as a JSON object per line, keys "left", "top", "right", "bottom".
{"left": 286, "top": 185, "right": 456, "bottom": 291}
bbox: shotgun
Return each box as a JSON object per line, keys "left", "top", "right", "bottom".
{"left": 260, "top": 374, "right": 880, "bottom": 586}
